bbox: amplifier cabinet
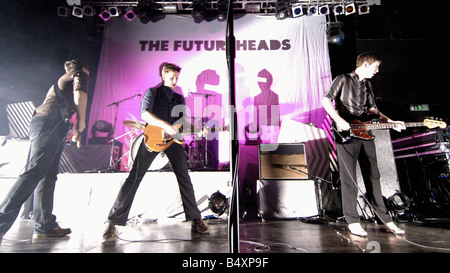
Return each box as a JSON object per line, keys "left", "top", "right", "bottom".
{"left": 257, "top": 179, "right": 318, "bottom": 219}
{"left": 258, "top": 143, "right": 308, "bottom": 179}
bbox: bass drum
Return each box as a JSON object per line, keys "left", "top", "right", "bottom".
{"left": 129, "top": 134, "right": 170, "bottom": 171}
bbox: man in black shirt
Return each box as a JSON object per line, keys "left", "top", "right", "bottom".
{"left": 322, "top": 52, "right": 406, "bottom": 237}
{"left": 103, "top": 63, "right": 210, "bottom": 242}
{"left": 0, "top": 60, "right": 89, "bottom": 245}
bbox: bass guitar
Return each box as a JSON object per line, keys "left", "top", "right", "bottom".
{"left": 335, "top": 118, "right": 447, "bottom": 143}
{"left": 144, "top": 124, "right": 229, "bottom": 152}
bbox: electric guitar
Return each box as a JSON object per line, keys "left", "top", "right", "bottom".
{"left": 144, "top": 124, "right": 229, "bottom": 152}
{"left": 335, "top": 118, "right": 447, "bottom": 143}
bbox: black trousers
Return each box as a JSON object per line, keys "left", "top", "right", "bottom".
{"left": 336, "top": 139, "right": 392, "bottom": 225}
{"left": 0, "top": 115, "right": 68, "bottom": 234}
{"left": 107, "top": 140, "right": 201, "bottom": 225}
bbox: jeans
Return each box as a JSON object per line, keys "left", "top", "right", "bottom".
{"left": 0, "top": 114, "right": 68, "bottom": 234}
{"left": 107, "top": 139, "right": 201, "bottom": 226}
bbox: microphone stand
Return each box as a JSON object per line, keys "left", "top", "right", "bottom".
{"left": 101, "top": 92, "right": 141, "bottom": 172}
{"left": 226, "top": 0, "right": 240, "bottom": 253}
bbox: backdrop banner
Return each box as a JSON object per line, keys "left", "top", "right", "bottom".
{"left": 88, "top": 14, "right": 333, "bottom": 167}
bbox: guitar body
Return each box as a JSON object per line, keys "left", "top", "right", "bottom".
{"left": 143, "top": 124, "right": 184, "bottom": 152}
{"left": 143, "top": 123, "right": 229, "bottom": 152}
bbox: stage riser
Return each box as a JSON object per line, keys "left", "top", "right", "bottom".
{"left": 0, "top": 172, "right": 231, "bottom": 224}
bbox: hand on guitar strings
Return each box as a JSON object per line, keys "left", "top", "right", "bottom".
{"left": 388, "top": 120, "right": 406, "bottom": 132}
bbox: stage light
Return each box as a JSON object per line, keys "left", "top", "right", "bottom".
{"left": 275, "top": 1, "right": 289, "bottom": 20}
{"left": 333, "top": 4, "right": 345, "bottom": 15}
{"left": 291, "top": 4, "right": 303, "bottom": 18}
{"left": 57, "top": 6, "right": 70, "bottom": 17}
{"left": 217, "top": 0, "right": 228, "bottom": 21}
{"left": 162, "top": 4, "right": 178, "bottom": 14}
{"left": 307, "top": 5, "right": 318, "bottom": 16}
{"left": 208, "top": 191, "right": 228, "bottom": 216}
{"left": 245, "top": 3, "right": 261, "bottom": 13}
{"left": 318, "top": 5, "right": 329, "bottom": 15}
{"left": 72, "top": 6, "right": 83, "bottom": 18}
{"left": 192, "top": 0, "right": 206, "bottom": 23}
{"left": 358, "top": 4, "right": 370, "bottom": 15}
{"left": 385, "top": 192, "right": 410, "bottom": 213}
{"left": 124, "top": 9, "right": 137, "bottom": 21}
{"left": 345, "top": 3, "right": 356, "bottom": 15}
{"left": 98, "top": 9, "right": 111, "bottom": 21}
{"left": 83, "top": 6, "right": 95, "bottom": 16}
{"left": 108, "top": 7, "right": 120, "bottom": 17}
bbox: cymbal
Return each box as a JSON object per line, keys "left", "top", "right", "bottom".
{"left": 123, "top": 120, "right": 145, "bottom": 130}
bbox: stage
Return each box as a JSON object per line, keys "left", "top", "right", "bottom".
{"left": 1, "top": 172, "right": 450, "bottom": 254}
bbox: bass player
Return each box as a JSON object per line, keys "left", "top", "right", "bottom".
{"left": 322, "top": 52, "right": 406, "bottom": 237}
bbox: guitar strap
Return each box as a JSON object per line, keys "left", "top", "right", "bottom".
{"left": 53, "top": 83, "right": 75, "bottom": 123}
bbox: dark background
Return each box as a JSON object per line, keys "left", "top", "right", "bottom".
{"left": 0, "top": 0, "right": 447, "bottom": 139}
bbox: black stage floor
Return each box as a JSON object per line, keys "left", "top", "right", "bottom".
{"left": 1, "top": 217, "right": 450, "bottom": 254}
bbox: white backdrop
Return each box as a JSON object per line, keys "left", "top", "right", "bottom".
{"left": 88, "top": 14, "right": 332, "bottom": 166}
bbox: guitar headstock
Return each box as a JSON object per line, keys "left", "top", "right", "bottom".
{"left": 424, "top": 118, "right": 447, "bottom": 129}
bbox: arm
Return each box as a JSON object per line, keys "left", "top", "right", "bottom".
{"left": 141, "top": 111, "right": 178, "bottom": 136}
{"left": 368, "top": 107, "right": 405, "bottom": 131}
{"left": 71, "top": 91, "right": 88, "bottom": 148}
{"left": 322, "top": 97, "right": 350, "bottom": 131}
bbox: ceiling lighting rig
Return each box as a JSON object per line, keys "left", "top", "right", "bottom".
{"left": 59, "top": 1, "right": 376, "bottom": 23}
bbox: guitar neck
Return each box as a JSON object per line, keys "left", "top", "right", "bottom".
{"left": 362, "top": 122, "right": 425, "bottom": 130}
{"left": 180, "top": 126, "right": 228, "bottom": 137}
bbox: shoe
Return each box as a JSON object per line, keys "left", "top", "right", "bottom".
{"left": 191, "top": 219, "right": 211, "bottom": 234}
{"left": 380, "top": 222, "right": 405, "bottom": 235}
{"left": 102, "top": 223, "right": 116, "bottom": 242}
{"left": 348, "top": 223, "right": 368, "bottom": 237}
{"left": 32, "top": 224, "right": 71, "bottom": 239}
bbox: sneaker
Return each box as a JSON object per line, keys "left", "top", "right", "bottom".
{"left": 380, "top": 222, "right": 405, "bottom": 235}
{"left": 348, "top": 223, "right": 368, "bottom": 237}
{"left": 32, "top": 224, "right": 71, "bottom": 239}
{"left": 191, "top": 219, "right": 211, "bottom": 234}
{"left": 102, "top": 223, "right": 116, "bottom": 242}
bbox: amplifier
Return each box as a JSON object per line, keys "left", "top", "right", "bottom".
{"left": 258, "top": 143, "right": 308, "bottom": 179}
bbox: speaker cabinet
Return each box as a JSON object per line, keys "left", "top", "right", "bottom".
{"left": 259, "top": 143, "right": 307, "bottom": 179}
{"left": 257, "top": 179, "right": 318, "bottom": 219}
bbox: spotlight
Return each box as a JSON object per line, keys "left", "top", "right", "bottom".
{"left": 72, "top": 6, "right": 83, "bottom": 18}
{"left": 385, "top": 192, "right": 410, "bottom": 213}
{"left": 83, "top": 6, "right": 95, "bottom": 16}
{"left": 307, "top": 5, "right": 318, "bottom": 16}
{"left": 162, "top": 4, "right": 178, "bottom": 14}
{"left": 345, "top": 3, "right": 356, "bottom": 15}
{"left": 98, "top": 9, "right": 111, "bottom": 21}
{"left": 208, "top": 191, "right": 228, "bottom": 216}
{"left": 318, "top": 5, "right": 329, "bottom": 15}
{"left": 108, "top": 7, "right": 120, "bottom": 17}
{"left": 358, "top": 4, "right": 370, "bottom": 15}
{"left": 245, "top": 3, "right": 261, "bottom": 13}
{"left": 275, "top": 1, "right": 289, "bottom": 20}
{"left": 124, "top": 9, "right": 137, "bottom": 21}
{"left": 217, "top": 0, "right": 228, "bottom": 21}
{"left": 57, "top": 6, "right": 70, "bottom": 17}
{"left": 192, "top": 0, "right": 206, "bottom": 23}
{"left": 291, "top": 4, "right": 303, "bottom": 18}
{"left": 333, "top": 4, "right": 345, "bottom": 15}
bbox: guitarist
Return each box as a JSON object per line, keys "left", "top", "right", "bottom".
{"left": 322, "top": 52, "right": 406, "bottom": 237}
{"left": 103, "top": 63, "right": 210, "bottom": 242}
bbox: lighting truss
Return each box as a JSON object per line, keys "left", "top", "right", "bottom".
{"left": 62, "top": 1, "right": 375, "bottom": 18}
